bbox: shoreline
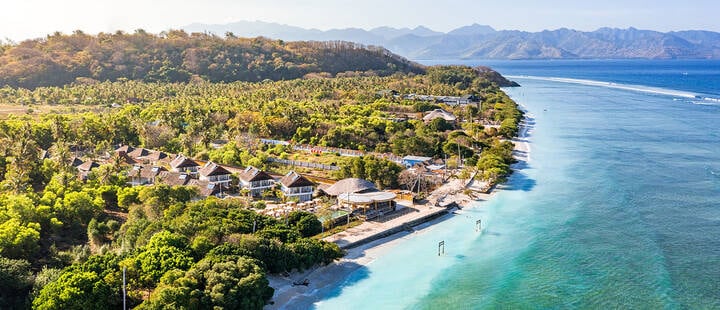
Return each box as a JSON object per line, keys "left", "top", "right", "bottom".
{"left": 266, "top": 111, "right": 533, "bottom": 309}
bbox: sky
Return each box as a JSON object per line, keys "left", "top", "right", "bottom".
{"left": 2, "top": 0, "right": 719, "bottom": 41}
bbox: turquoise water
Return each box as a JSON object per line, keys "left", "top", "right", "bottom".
{"left": 314, "top": 61, "right": 720, "bottom": 309}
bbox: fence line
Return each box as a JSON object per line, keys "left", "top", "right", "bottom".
{"left": 261, "top": 140, "right": 405, "bottom": 164}
{"left": 267, "top": 157, "right": 340, "bottom": 171}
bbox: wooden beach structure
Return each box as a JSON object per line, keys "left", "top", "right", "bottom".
{"left": 322, "top": 178, "right": 397, "bottom": 220}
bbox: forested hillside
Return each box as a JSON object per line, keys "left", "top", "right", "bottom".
{"left": 0, "top": 67, "right": 520, "bottom": 159}
{"left": 0, "top": 30, "right": 424, "bottom": 88}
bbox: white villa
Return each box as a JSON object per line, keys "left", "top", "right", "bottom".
{"left": 238, "top": 166, "right": 275, "bottom": 197}
{"left": 170, "top": 154, "right": 200, "bottom": 175}
{"left": 198, "top": 161, "right": 232, "bottom": 187}
{"left": 279, "top": 171, "right": 315, "bottom": 202}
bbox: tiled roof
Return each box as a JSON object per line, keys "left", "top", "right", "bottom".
{"left": 121, "top": 154, "right": 139, "bottom": 165}
{"left": 127, "top": 147, "right": 150, "bottom": 158}
{"left": 145, "top": 151, "right": 168, "bottom": 162}
{"left": 157, "top": 171, "right": 192, "bottom": 186}
{"left": 199, "top": 161, "right": 231, "bottom": 177}
{"left": 115, "top": 145, "right": 134, "bottom": 154}
{"left": 238, "top": 166, "right": 274, "bottom": 182}
{"left": 69, "top": 156, "right": 84, "bottom": 167}
{"left": 138, "top": 165, "right": 166, "bottom": 179}
{"left": 279, "top": 171, "right": 314, "bottom": 188}
{"left": 188, "top": 179, "right": 222, "bottom": 197}
{"left": 170, "top": 155, "right": 200, "bottom": 169}
{"left": 77, "top": 160, "right": 100, "bottom": 171}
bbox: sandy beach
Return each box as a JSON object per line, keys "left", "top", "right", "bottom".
{"left": 266, "top": 113, "right": 533, "bottom": 309}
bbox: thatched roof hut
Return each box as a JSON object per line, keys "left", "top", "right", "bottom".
{"left": 423, "top": 108, "right": 457, "bottom": 122}
{"left": 322, "top": 178, "right": 376, "bottom": 196}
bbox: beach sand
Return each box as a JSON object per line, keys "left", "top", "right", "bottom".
{"left": 266, "top": 114, "right": 533, "bottom": 309}
{"left": 266, "top": 230, "right": 411, "bottom": 309}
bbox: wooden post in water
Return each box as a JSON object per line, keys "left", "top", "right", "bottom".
{"left": 438, "top": 240, "right": 445, "bottom": 256}
{"left": 475, "top": 219, "right": 482, "bottom": 232}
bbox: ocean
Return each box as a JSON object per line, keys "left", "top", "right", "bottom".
{"left": 314, "top": 60, "right": 720, "bottom": 309}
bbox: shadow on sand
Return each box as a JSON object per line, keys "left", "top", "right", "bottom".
{"left": 501, "top": 159, "right": 536, "bottom": 192}
{"left": 310, "top": 262, "right": 371, "bottom": 302}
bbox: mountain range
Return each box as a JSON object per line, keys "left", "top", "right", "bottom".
{"left": 184, "top": 21, "right": 720, "bottom": 60}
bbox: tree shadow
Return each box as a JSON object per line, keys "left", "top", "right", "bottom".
{"left": 273, "top": 261, "right": 371, "bottom": 309}
{"left": 311, "top": 262, "right": 371, "bottom": 300}
{"left": 501, "top": 160, "right": 536, "bottom": 192}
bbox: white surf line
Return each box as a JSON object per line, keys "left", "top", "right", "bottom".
{"left": 507, "top": 75, "right": 701, "bottom": 99}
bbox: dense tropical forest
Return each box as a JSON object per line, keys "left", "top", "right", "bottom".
{"left": 0, "top": 30, "right": 424, "bottom": 89}
{"left": 0, "top": 32, "right": 521, "bottom": 308}
{"left": 0, "top": 67, "right": 521, "bottom": 160}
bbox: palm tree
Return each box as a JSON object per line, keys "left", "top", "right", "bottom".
{"left": 1, "top": 166, "right": 29, "bottom": 194}
{"left": 50, "top": 141, "right": 72, "bottom": 172}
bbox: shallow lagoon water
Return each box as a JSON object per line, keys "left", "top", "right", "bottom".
{"left": 315, "top": 61, "right": 720, "bottom": 309}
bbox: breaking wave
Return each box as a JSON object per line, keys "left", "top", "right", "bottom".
{"left": 507, "top": 75, "right": 720, "bottom": 105}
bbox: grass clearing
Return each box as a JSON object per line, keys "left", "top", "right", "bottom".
{"left": 0, "top": 103, "right": 112, "bottom": 119}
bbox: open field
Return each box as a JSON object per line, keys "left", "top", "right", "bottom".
{"left": 0, "top": 103, "right": 110, "bottom": 119}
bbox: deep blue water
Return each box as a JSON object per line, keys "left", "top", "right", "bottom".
{"left": 314, "top": 60, "right": 720, "bottom": 309}
{"left": 430, "top": 59, "right": 720, "bottom": 98}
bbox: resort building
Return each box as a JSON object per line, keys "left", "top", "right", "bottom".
{"left": 337, "top": 191, "right": 397, "bottom": 220}
{"left": 115, "top": 145, "right": 133, "bottom": 156}
{"left": 279, "top": 171, "right": 315, "bottom": 202}
{"left": 112, "top": 146, "right": 139, "bottom": 165}
{"left": 127, "top": 147, "right": 150, "bottom": 161}
{"left": 77, "top": 160, "right": 100, "bottom": 181}
{"left": 170, "top": 155, "right": 200, "bottom": 175}
{"left": 144, "top": 151, "right": 170, "bottom": 166}
{"left": 402, "top": 94, "right": 479, "bottom": 106}
{"left": 128, "top": 165, "right": 166, "bottom": 186}
{"left": 423, "top": 108, "right": 457, "bottom": 123}
{"left": 321, "top": 178, "right": 376, "bottom": 196}
{"left": 69, "top": 156, "right": 84, "bottom": 168}
{"left": 128, "top": 165, "right": 144, "bottom": 185}
{"left": 198, "top": 161, "right": 232, "bottom": 187}
{"left": 157, "top": 171, "right": 192, "bottom": 186}
{"left": 260, "top": 138, "right": 290, "bottom": 146}
{"left": 209, "top": 140, "right": 229, "bottom": 149}
{"left": 323, "top": 178, "right": 397, "bottom": 220}
{"left": 187, "top": 179, "right": 223, "bottom": 197}
{"left": 38, "top": 149, "right": 49, "bottom": 161}
{"left": 401, "top": 155, "right": 433, "bottom": 168}
{"left": 437, "top": 94, "right": 479, "bottom": 106}
{"left": 238, "top": 166, "right": 275, "bottom": 197}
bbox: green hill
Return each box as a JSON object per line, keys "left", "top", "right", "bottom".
{"left": 0, "top": 30, "right": 425, "bottom": 88}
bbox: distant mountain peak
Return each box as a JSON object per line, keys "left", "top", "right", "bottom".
{"left": 448, "top": 24, "right": 497, "bottom": 36}
{"left": 369, "top": 25, "right": 441, "bottom": 39}
{"left": 181, "top": 21, "right": 720, "bottom": 60}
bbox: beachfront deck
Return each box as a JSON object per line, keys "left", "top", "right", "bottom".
{"left": 323, "top": 201, "right": 451, "bottom": 249}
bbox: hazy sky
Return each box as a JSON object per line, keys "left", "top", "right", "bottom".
{"left": 2, "top": 0, "right": 718, "bottom": 41}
